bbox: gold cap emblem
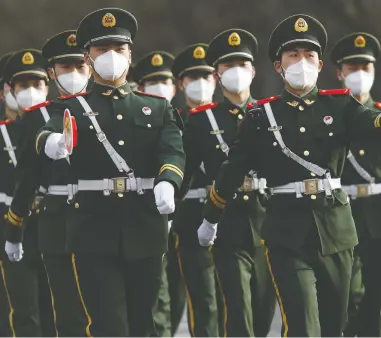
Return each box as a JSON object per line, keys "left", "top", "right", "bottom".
{"left": 354, "top": 35, "right": 366, "bottom": 48}
{"left": 66, "top": 34, "right": 77, "bottom": 47}
{"left": 294, "top": 18, "right": 308, "bottom": 33}
{"left": 102, "top": 13, "right": 116, "bottom": 28}
{"left": 151, "top": 54, "right": 163, "bottom": 67}
{"left": 22, "top": 52, "right": 34, "bottom": 65}
{"left": 193, "top": 46, "right": 206, "bottom": 59}
{"left": 228, "top": 32, "right": 241, "bottom": 46}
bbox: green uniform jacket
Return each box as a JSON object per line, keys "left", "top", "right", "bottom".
{"left": 341, "top": 97, "right": 381, "bottom": 239}
{"left": 182, "top": 97, "right": 267, "bottom": 251}
{"left": 35, "top": 82, "right": 185, "bottom": 260}
{"left": 204, "top": 87, "right": 381, "bottom": 256}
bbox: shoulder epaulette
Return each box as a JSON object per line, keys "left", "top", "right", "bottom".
{"left": 134, "top": 90, "right": 165, "bottom": 99}
{"left": 189, "top": 102, "right": 218, "bottom": 115}
{"left": 318, "top": 89, "right": 350, "bottom": 96}
{"left": 0, "top": 119, "right": 13, "bottom": 125}
{"left": 58, "top": 92, "right": 88, "bottom": 100}
{"left": 251, "top": 96, "right": 279, "bottom": 108}
{"left": 23, "top": 100, "right": 51, "bottom": 113}
{"left": 375, "top": 102, "right": 381, "bottom": 109}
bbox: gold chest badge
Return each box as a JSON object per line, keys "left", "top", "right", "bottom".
{"left": 354, "top": 35, "right": 366, "bottom": 48}
{"left": 102, "top": 13, "right": 116, "bottom": 27}
{"left": 193, "top": 46, "right": 206, "bottom": 59}
{"left": 66, "top": 34, "right": 77, "bottom": 47}
{"left": 228, "top": 32, "right": 241, "bottom": 46}
{"left": 151, "top": 54, "right": 163, "bottom": 67}
{"left": 294, "top": 18, "right": 308, "bottom": 32}
{"left": 22, "top": 52, "right": 34, "bottom": 65}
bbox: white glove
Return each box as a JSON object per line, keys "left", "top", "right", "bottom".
{"left": 168, "top": 220, "right": 173, "bottom": 233}
{"left": 44, "top": 133, "right": 68, "bottom": 160}
{"left": 154, "top": 181, "right": 175, "bottom": 214}
{"left": 198, "top": 219, "right": 218, "bottom": 246}
{"left": 5, "top": 241, "right": 23, "bottom": 262}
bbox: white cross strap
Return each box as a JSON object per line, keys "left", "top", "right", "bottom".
{"left": 40, "top": 107, "right": 50, "bottom": 123}
{"left": 347, "top": 151, "right": 375, "bottom": 183}
{"left": 76, "top": 96, "right": 132, "bottom": 174}
{"left": 205, "top": 108, "right": 229, "bottom": 155}
{"left": 0, "top": 124, "right": 17, "bottom": 166}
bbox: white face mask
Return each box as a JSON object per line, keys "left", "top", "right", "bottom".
{"left": 92, "top": 50, "right": 129, "bottom": 81}
{"left": 5, "top": 92, "right": 19, "bottom": 111}
{"left": 343, "top": 70, "right": 374, "bottom": 96}
{"left": 15, "top": 87, "right": 47, "bottom": 110}
{"left": 144, "top": 83, "right": 174, "bottom": 102}
{"left": 220, "top": 66, "right": 253, "bottom": 94}
{"left": 283, "top": 59, "right": 319, "bottom": 90}
{"left": 184, "top": 78, "right": 215, "bottom": 104}
{"left": 56, "top": 72, "right": 89, "bottom": 95}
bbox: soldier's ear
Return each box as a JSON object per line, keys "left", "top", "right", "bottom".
{"left": 318, "top": 60, "right": 323, "bottom": 73}
{"left": 336, "top": 68, "right": 344, "bottom": 81}
{"left": 47, "top": 68, "right": 56, "bottom": 81}
{"left": 274, "top": 60, "right": 282, "bottom": 74}
{"left": 84, "top": 52, "right": 92, "bottom": 67}
{"left": 177, "top": 79, "right": 184, "bottom": 92}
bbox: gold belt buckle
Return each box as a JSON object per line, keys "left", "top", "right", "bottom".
{"left": 356, "top": 184, "right": 369, "bottom": 197}
{"left": 113, "top": 178, "right": 126, "bottom": 193}
{"left": 304, "top": 179, "right": 319, "bottom": 195}
{"left": 240, "top": 176, "right": 253, "bottom": 192}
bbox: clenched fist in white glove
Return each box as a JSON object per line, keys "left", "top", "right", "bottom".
{"left": 198, "top": 219, "right": 218, "bottom": 246}
{"left": 154, "top": 181, "right": 175, "bottom": 214}
{"left": 5, "top": 241, "right": 23, "bottom": 262}
{"left": 44, "top": 133, "right": 68, "bottom": 160}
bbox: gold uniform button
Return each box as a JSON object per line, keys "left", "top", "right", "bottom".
{"left": 118, "top": 140, "right": 125, "bottom": 146}
{"left": 238, "top": 114, "right": 243, "bottom": 120}
{"left": 300, "top": 127, "right": 306, "bottom": 133}
{"left": 117, "top": 193, "right": 124, "bottom": 198}
{"left": 310, "top": 195, "right": 317, "bottom": 200}
{"left": 117, "top": 114, "right": 123, "bottom": 120}
{"left": 74, "top": 203, "right": 80, "bottom": 209}
{"left": 303, "top": 150, "right": 309, "bottom": 156}
{"left": 8, "top": 159, "right": 12, "bottom": 164}
{"left": 147, "top": 124, "right": 152, "bottom": 128}
{"left": 299, "top": 105, "right": 305, "bottom": 111}
{"left": 3, "top": 214, "right": 7, "bottom": 220}
{"left": 89, "top": 125, "right": 94, "bottom": 130}
{"left": 310, "top": 172, "right": 316, "bottom": 177}
{"left": 359, "top": 149, "right": 365, "bottom": 156}
{"left": 36, "top": 209, "right": 40, "bottom": 215}
{"left": 329, "top": 132, "right": 333, "bottom": 137}
{"left": 273, "top": 142, "right": 277, "bottom": 146}
{"left": 216, "top": 145, "right": 220, "bottom": 149}
{"left": 243, "top": 195, "right": 249, "bottom": 201}
{"left": 113, "top": 95, "right": 119, "bottom": 100}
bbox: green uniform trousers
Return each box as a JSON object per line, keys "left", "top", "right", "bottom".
{"left": 346, "top": 238, "right": 381, "bottom": 337}
{"left": 175, "top": 234, "right": 219, "bottom": 337}
{"left": 266, "top": 244, "right": 353, "bottom": 337}
{"left": 72, "top": 253, "right": 163, "bottom": 337}
{"left": 42, "top": 254, "right": 88, "bottom": 337}
{"left": 212, "top": 246, "right": 276, "bottom": 337}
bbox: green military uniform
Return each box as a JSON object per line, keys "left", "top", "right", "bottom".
{"left": 2, "top": 49, "right": 55, "bottom": 337}
{"left": 171, "top": 43, "right": 220, "bottom": 337}
{"left": 331, "top": 32, "right": 381, "bottom": 337}
{"left": 133, "top": 50, "right": 185, "bottom": 337}
{"left": 33, "top": 8, "right": 185, "bottom": 337}
{"left": 4, "top": 31, "right": 89, "bottom": 337}
{"left": 202, "top": 14, "right": 381, "bottom": 337}
{"left": 182, "top": 30, "right": 275, "bottom": 337}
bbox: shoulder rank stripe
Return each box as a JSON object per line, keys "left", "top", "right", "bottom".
{"left": 0, "top": 119, "right": 13, "bottom": 125}
{"left": 251, "top": 96, "right": 279, "bottom": 108}
{"left": 318, "top": 89, "right": 350, "bottom": 96}
{"left": 375, "top": 102, "right": 381, "bottom": 109}
{"left": 23, "top": 100, "right": 51, "bottom": 113}
{"left": 134, "top": 90, "right": 166, "bottom": 99}
{"left": 189, "top": 102, "right": 218, "bottom": 115}
{"left": 58, "top": 92, "right": 88, "bottom": 100}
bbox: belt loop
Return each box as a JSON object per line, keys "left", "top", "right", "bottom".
{"left": 103, "top": 179, "right": 111, "bottom": 196}
{"left": 136, "top": 178, "right": 145, "bottom": 195}
{"left": 295, "top": 182, "right": 303, "bottom": 198}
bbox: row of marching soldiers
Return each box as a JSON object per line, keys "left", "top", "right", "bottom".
{"left": 0, "top": 7, "right": 381, "bottom": 338}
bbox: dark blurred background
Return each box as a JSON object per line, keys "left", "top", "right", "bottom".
{"left": 1, "top": 0, "right": 381, "bottom": 99}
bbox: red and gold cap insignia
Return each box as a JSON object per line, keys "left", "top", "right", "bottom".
{"left": 354, "top": 35, "right": 366, "bottom": 48}
{"left": 66, "top": 34, "right": 77, "bottom": 47}
{"left": 151, "top": 54, "right": 164, "bottom": 67}
{"left": 22, "top": 52, "right": 34, "bottom": 65}
{"left": 102, "top": 13, "right": 116, "bottom": 28}
{"left": 294, "top": 18, "right": 308, "bottom": 33}
{"left": 228, "top": 32, "right": 241, "bottom": 46}
{"left": 193, "top": 46, "right": 206, "bottom": 59}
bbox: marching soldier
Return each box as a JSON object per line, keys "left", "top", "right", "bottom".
{"left": 171, "top": 43, "right": 220, "bottom": 337}
{"left": 198, "top": 14, "right": 381, "bottom": 336}
{"left": 1, "top": 49, "right": 55, "bottom": 337}
{"left": 4, "top": 30, "right": 91, "bottom": 336}
{"left": 133, "top": 50, "right": 181, "bottom": 337}
{"left": 32, "top": 8, "right": 185, "bottom": 337}
{"left": 182, "top": 29, "right": 276, "bottom": 337}
{"left": 331, "top": 32, "right": 381, "bottom": 337}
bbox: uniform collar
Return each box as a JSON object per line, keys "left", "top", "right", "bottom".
{"left": 223, "top": 95, "right": 254, "bottom": 115}
{"left": 92, "top": 82, "right": 131, "bottom": 98}
{"left": 362, "top": 95, "right": 375, "bottom": 109}
{"left": 282, "top": 86, "right": 319, "bottom": 108}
